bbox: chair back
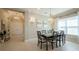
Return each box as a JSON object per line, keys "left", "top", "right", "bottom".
{"left": 60, "top": 31, "right": 65, "bottom": 40}
{"left": 42, "top": 30, "right": 46, "bottom": 34}
{"left": 60, "top": 31, "right": 64, "bottom": 35}
{"left": 53, "top": 31, "right": 58, "bottom": 37}
{"left": 37, "top": 31, "right": 41, "bottom": 39}
{"left": 47, "top": 30, "right": 53, "bottom": 34}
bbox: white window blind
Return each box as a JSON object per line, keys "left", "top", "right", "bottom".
{"left": 57, "top": 15, "right": 79, "bottom": 35}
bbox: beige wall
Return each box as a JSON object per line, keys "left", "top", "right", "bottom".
{"left": 0, "top": 9, "right": 24, "bottom": 40}
{"left": 0, "top": 9, "right": 9, "bottom": 31}
{"left": 10, "top": 18, "right": 24, "bottom": 38}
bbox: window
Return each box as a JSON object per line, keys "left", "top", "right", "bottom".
{"left": 57, "top": 16, "right": 79, "bottom": 35}
{"left": 57, "top": 19, "right": 66, "bottom": 33}
{"left": 67, "top": 18, "right": 78, "bottom": 26}
{"left": 36, "top": 17, "right": 51, "bottom": 31}
{"left": 67, "top": 28, "right": 78, "bottom": 35}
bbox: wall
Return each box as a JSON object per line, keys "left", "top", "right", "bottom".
{"left": 24, "top": 10, "right": 57, "bottom": 40}
{"left": 25, "top": 11, "right": 38, "bottom": 40}
{"left": 0, "top": 9, "right": 24, "bottom": 41}
{"left": 0, "top": 9, "right": 9, "bottom": 32}
{"left": 10, "top": 18, "right": 24, "bottom": 38}
{"left": 66, "top": 35, "right": 79, "bottom": 44}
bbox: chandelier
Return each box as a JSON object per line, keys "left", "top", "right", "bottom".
{"left": 48, "top": 8, "right": 52, "bottom": 22}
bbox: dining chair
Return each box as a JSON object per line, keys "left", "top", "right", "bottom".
{"left": 60, "top": 31, "right": 65, "bottom": 45}
{"left": 0, "top": 32, "right": 2, "bottom": 42}
{"left": 37, "top": 31, "right": 41, "bottom": 46}
{"left": 37, "top": 31, "right": 46, "bottom": 49}
{"left": 48, "top": 31, "right": 58, "bottom": 50}
{"left": 0, "top": 32, "right": 4, "bottom": 43}
{"left": 52, "top": 31, "right": 59, "bottom": 48}
{"left": 41, "top": 30, "right": 47, "bottom": 34}
{"left": 47, "top": 30, "right": 53, "bottom": 34}
{"left": 56, "top": 31, "right": 65, "bottom": 47}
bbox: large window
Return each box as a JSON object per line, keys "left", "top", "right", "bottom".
{"left": 57, "top": 18, "right": 66, "bottom": 33}
{"left": 57, "top": 16, "right": 79, "bottom": 35}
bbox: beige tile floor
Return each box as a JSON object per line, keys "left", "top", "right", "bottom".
{"left": 0, "top": 36, "right": 79, "bottom": 51}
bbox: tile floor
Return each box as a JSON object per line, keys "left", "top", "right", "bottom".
{"left": 0, "top": 36, "right": 79, "bottom": 51}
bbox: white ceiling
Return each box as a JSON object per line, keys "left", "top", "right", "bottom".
{"left": 27, "top": 8, "right": 72, "bottom": 16}
{"left": 12, "top": 8, "right": 73, "bottom": 17}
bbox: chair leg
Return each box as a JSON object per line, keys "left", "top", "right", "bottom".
{"left": 40, "top": 41, "right": 42, "bottom": 49}
{"left": 56, "top": 41, "right": 58, "bottom": 48}
{"left": 64, "top": 38, "right": 66, "bottom": 45}
{"left": 51, "top": 42, "right": 54, "bottom": 49}
{"left": 62, "top": 37, "right": 65, "bottom": 45}
{"left": 59, "top": 37, "right": 61, "bottom": 46}
{"left": 46, "top": 41, "right": 48, "bottom": 51}
{"left": 59, "top": 40, "right": 61, "bottom": 47}
{"left": 62, "top": 38, "right": 64, "bottom": 45}
{"left": 37, "top": 40, "right": 39, "bottom": 46}
{"left": 63, "top": 36, "right": 66, "bottom": 45}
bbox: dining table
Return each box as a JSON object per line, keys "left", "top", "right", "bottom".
{"left": 41, "top": 33, "right": 62, "bottom": 50}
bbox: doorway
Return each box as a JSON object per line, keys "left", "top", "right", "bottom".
{"left": 7, "top": 10, "right": 25, "bottom": 42}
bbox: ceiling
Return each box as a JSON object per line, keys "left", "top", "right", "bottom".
{"left": 11, "top": 8, "right": 75, "bottom": 17}
{"left": 27, "top": 8, "right": 72, "bottom": 16}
